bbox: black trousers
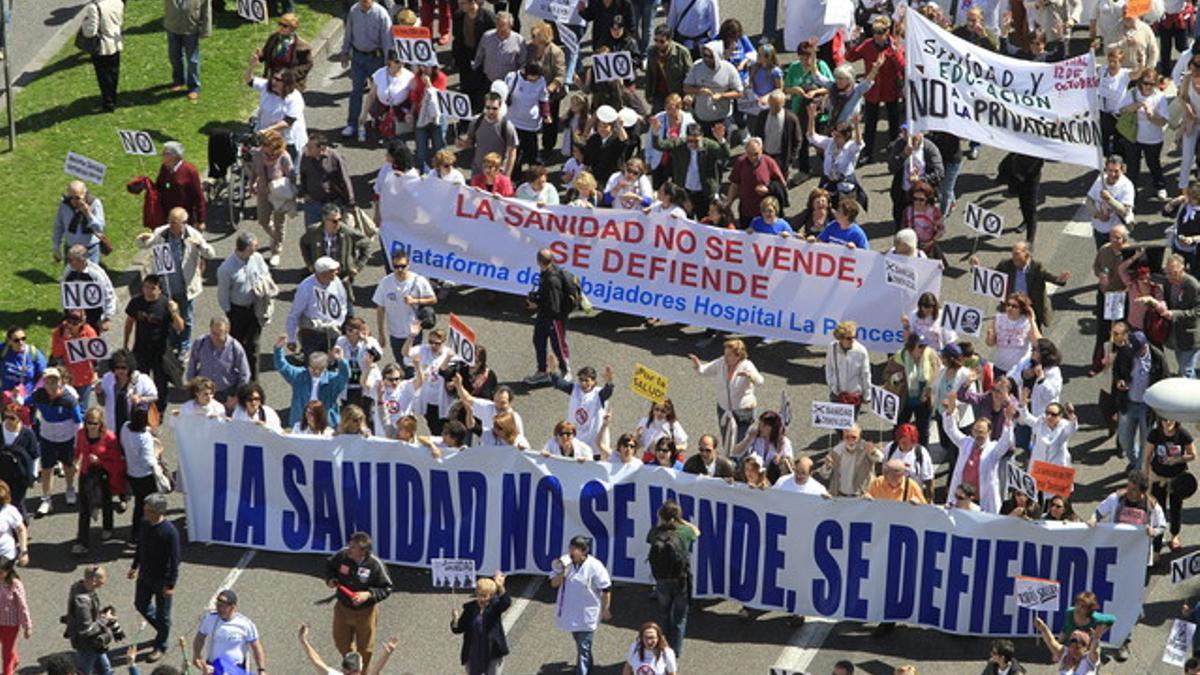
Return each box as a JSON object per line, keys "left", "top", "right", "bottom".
{"left": 127, "top": 474, "right": 158, "bottom": 545}
{"left": 228, "top": 304, "right": 262, "bottom": 380}
{"left": 91, "top": 52, "right": 121, "bottom": 111}
{"left": 76, "top": 473, "right": 114, "bottom": 545}
{"left": 862, "top": 100, "right": 901, "bottom": 161}
{"left": 514, "top": 128, "right": 540, "bottom": 181}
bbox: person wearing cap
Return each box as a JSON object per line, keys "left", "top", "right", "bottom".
{"left": 550, "top": 534, "right": 613, "bottom": 675}
{"left": 192, "top": 589, "right": 267, "bottom": 674}
{"left": 579, "top": 0, "right": 635, "bottom": 53}
{"left": 682, "top": 41, "right": 743, "bottom": 138}
{"left": 62, "top": 245, "right": 117, "bottom": 334}
{"left": 299, "top": 623, "right": 399, "bottom": 675}
{"left": 582, "top": 104, "right": 631, "bottom": 189}
{"left": 135, "top": 207, "right": 217, "bottom": 354}
{"left": 1114, "top": 329, "right": 1165, "bottom": 471}
{"left": 1034, "top": 616, "right": 1102, "bottom": 673}
{"left": 323, "top": 532, "right": 394, "bottom": 672}
{"left": 287, "top": 257, "right": 350, "bottom": 357}
{"left": 1117, "top": 246, "right": 1164, "bottom": 337}
{"left": 128, "top": 492, "right": 180, "bottom": 663}
{"left": 594, "top": 14, "right": 641, "bottom": 68}
{"left": 942, "top": 396, "right": 1016, "bottom": 514}
{"left": 845, "top": 17, "right": 905, "bottom": 163}
{"left": 28, "top": 367, "right": 83, "bottom": 517}
{"left": 450, "top": 570, "right": 511, "bottom": 674}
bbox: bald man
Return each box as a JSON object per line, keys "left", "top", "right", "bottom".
{"left": 750, "top": 91, "right": 802, "bottom": 183}
{"left": 53, "top": 180, "right": 107, "bottom": 264}
{"left": 988, "top": 240, "right": 1070, "bottom": 329}
{"left": 772, "top": 456, "right": 830, "bottom": 497}
{"left": 865, "top": 460, "right": 927, "bottom": 504}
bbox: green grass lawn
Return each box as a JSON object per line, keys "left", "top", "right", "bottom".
{"left": 0, "top": 1, "right": 340, "bottom": 347}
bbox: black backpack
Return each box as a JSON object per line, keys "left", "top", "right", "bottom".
{"left": 558, "top": 268, "right": 582, "bottom": 314}
{"left": 647, "top": 526, "right": 689, "bottom": 582}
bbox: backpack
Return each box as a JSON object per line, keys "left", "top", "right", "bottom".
{"left": 647, "top": 526, "right": 689, "bottom": 582}
{"left": 558, "top": 268, "right": 583, "bottom": 315}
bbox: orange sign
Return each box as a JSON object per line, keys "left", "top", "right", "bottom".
{"left": 1030, "top": 461, "right": 1075, "bottom": 497}
{"left": 391, "top": 25, "right": 432, "bottom": 39}
{"left": 1125, "top": 0, "right": 1151, "bottom": 17}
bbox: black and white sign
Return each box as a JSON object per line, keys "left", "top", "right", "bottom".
{"left": 1005, "top": 461, "right": 1038, "bottom": 499}
{"left": 963, "top": 203, "right": 1004, "bottom": 238}
{"left": 430, "top": 558, "right": 476, "bottom": 589}
{"left": 61, "top": 281, "right": 105, "bottom": 310}
{"left": 970, "top": 265, "right": 1008, "bottom": 301}
{"left": 447, "top": 314, "right": 477, "bottom": 367}
{"left": 522, "top": 0, "right": 586, "bottom": 26}
{"left": 393, "top": 34, "right": 438, "bottom": 66}
{"left": 150, "top": 243, "right": 176, "bottom": 275}
{"left": 1164, "top": 618, "right": 1196, "bottom": 667}
{"left": 65, "top": 337, "right": 110, "bottom": 364}
{"left": 1104, "top": 291, "right": 1126, "bottom": 321}
{"left": 780, "top": 390, "right": 793, "bottom": 429}
{"left": 1170, "top": 550, "right": 1200, "bottom": 585}
{"left": 592, "top": 51, "right": 634, "bottom": 82}
{"left": 884, "top": 259, "right": 917, "bottom": 293}
{"left": 869, "top": 385, "right": 900, "bottom": 424}
{"left": 117, "top": 129, "right": 156, "bottom": 156}
{"left": 435, "top": 90, "right": 474, "bottom": 120}
{"left": 237, "top": 0, "right": 268, "bottom": 23}
{"left": 941, "top": 301, "right": 984, "bottom": 338}
{"left": 811, "top": 401, "right": 856, "bottom": 430}
{"left": 313, "top": 288, "right": 344, "bottom": 322}
{"left": 64, "top": 151, "right": 106, "bottom": 185}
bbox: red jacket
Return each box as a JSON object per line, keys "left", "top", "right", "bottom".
{"left": 845, "top": 36, "right": 905, "bottom": 103}
{"left": 75, "top": 428, "right": 127, "bottom": 495}
{"left": 126, "top": 176, "right": 164, "bottom": 229}
{"left": 154, "top": 160, "right": 207, "bottom": 226}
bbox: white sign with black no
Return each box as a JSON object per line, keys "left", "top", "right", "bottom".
{"left": 237, "top": 0, "right": 269, "bottom": 23}
{"left": 963, "top": 203, "right": 1004, "bottom": 238}
{"left": 971, "top": 266, "right": 1008, "bottom": 301}
{"left": 869, "top": 385, "right": 899, "bottom": 424}
{"left": 150, "top": 243, "right": 177, "bottom": 275}
{"left": 66, "top": 338, "right": 110, "bottom": 364}
{"left": 592, "top": 51, "right": 635, "bottom": 82}
{"left": 117, "top": 129, "right": 157, "bottom": 156}
{"left": 394, "top": 36, "right": 438, "bottom": 66}
{"left": 940, "top": 301, "right": 985, "bottom": 338}
{"left": 61, "top": 281, "right": 106, "bottom": 310}
{"left": 435, "top": 90, "right": 474, "bottom": 120}
{"left": 1005, "top": 460, "right": 1038, "bottom": 499}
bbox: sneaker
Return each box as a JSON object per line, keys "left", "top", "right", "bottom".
{"left": 967, "top": 146, "right": 980, "bottom": 160}
{"left": 559, "top": 371, "right": 574, "bottom": 383}
{"left": 114, "top": 499, "right": 127, "bottom": 514}
{"left": 357, "top": 127, "right": 368, "bottom": 143}
{"left": 36, "top": 499, "right": 51, "bottom": 517}
{"left": 65, "top": 488, "right": 77, "bottom": 505}
{"left": 70, "top": 543, "right": 87, "bottom": 555}
{"left": 101, "top": 529, "right": 114, "bottom": 541}
{"left": 146, "top": 649, "right": 164, "bottom": 663}
{"left": 268, "top": 253, "right": 281, "bottom": 267}
{"left": 1157, "top": 188, "right": 1169, "bottom": 200}
{"left": 1115, "top": 640, "right": 1131, "bottom": 662}
{"left": 341, "top": 125, "right": 355, "bottom": 138}
{"left": 523, "top": 371, "right": 551, "bottom": 385}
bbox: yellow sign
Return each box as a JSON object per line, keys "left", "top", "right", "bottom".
{"left": 631, "top": 363, "right": 669, "bottom": 403}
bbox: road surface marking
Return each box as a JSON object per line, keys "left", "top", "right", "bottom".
{"left": 501, "top": 575, "right": 544, "bottom": 635}
{"left": 771, "top": 617, "right": 836, "bottom": 674}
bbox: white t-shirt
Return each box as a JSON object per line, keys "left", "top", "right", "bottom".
{"left": 471, "top": 399, "right": 525, "bottom": 436}
{"left": 374, "top": 379, "right": 420, "bottom": 436}
{"left": 0, "top": 505, "right": 20, "bottom": 559}
{"left": 504, "top": 73, "right": 550, "bottom": 132}
{"left": 883, "top": 442, "right": 935, "bottom": 483}
{"left": 1118, "top": 88, "right": 1169, "bottom": 145}
{"left": 232, "top": 405, "right": 283, "bottom": 433}
{"left": 426, "top": 167, "right": 467, "bottom": 184}
{"left": 1087, "top": 174, "right": 1136, "bottom": 233}
{"left": 568, "top": 386, "right": 608, "bottom": 451}
{"left": 625, "top": 640, "right": 678, "bottom": 675}
{"left": 252, "top": 77, "right": 308, "bottom": 149}
{"left": 554, "top": 555, "right": 612, "bottom": 632}
{"left": 198, "top": 611, "right": 259, "bottom": 667}
{"left": 371, "top": 66, "right": 415, "bottom": 107}
{"left": 372, "top": 272, "right": 435, "bottom": 340}
{"left": 992, "top": 313, "right": 1032, "bottom": 372}
{"left": 772, "top": 475, "right": 829, "bottom": 496}
{"left": 179, "top": 400, "right": 225, "bottom": 417}
{"left": 1097, "top": 65, "right": 1130, "bottom": 114}
{"left": 409, "top": 344, "right": 455, "bottom": 410}
{"left": 636, "top": 417, "right": 688, "bottom": 452}
{"left": 375, "top": 168, "right": 420, "bottom": 226}
{"left": 741, "top": 436, "right": 794, "bottom": 467}
{"left": 542, "top": 437, "right": 595, "bottom": 460}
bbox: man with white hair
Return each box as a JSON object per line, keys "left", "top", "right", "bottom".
{"left": 217, "top": 232, "right": 272, "bottom": 378}
{"left": 682, "top": 41, "right": 742, "bottom": 138}
{"left": 62, "top": 244, "right": 116, "bottom": 333}
{"left": 53, "top": 181, "right": 107, "bottom": 264}
{"left": 154, "top": 141, "right": 206, "bottom": 231}
{"left": 750, "top": 91, "right": 801, "bottom": 183}
{"left": 136, "top": 207, "right": 216, "bottom": 353}
{"left": 472, "top": 11, "right": 525, "bottom": 86}
{"left": 288, "top": 257, "right": 350, "bottom": 357}
{"left": 186, "top": 318, "right": 251, "bottom": 409}
{"left": 772, "top": 456, "right": 830, "bottom": 496}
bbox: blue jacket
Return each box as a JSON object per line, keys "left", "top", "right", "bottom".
{"left": 0, "top": 345, "right": 45, "bottom": 395}
{"left": 274, "top": 347, "right": 350, "bottom": 428}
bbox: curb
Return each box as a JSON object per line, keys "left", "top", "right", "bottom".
{"left": 0, "top": 7, "right": 85, "bottom": 102}
{"left": 308, "top": 13, "right": 344, "bottom": 62}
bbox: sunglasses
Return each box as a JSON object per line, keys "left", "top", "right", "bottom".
{"left": 247, "top": 396, "right": 262, "bottom": 401}
{"left": 1045, "top": 410, "right": 1061, "bottom": 417}
{"left": 9, "top": 336, "right": 24, "bottom": 343}
{"left": 558, "top": 431, "right": 575, "bottom": 437}
{"left": 385, "top": 376, "right": 401, "bottom": 382}
{"left": 394, "top": 263, "right": 408, "bottom": 269}
{"left": 429, "top": 341, "right": 444, "bottom": 347}
{"left": 85, "top": 421, "right": 100, "bottom": 426}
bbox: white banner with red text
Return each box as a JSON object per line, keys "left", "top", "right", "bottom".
{"left": 379, "top": 177, "right": 943, "bottom": 352}
{"left": 174, "top": 416, "right": 1148, "bottom": 641}
{"left": 905, "top": 11, "right": 1104, "bottom": 170}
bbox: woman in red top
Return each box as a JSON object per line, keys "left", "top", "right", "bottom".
{"left": 900, "top": 182, "right": 945, "bottom": 261}
{"left": 72, "top": 407, "right": 126, "bottom": 554}
{"left": 469, "top": 152, "right": 515, "bottom": 197}
{"left": 49, "top": 310, "right": 99, "bottom": 409}
{"left": 0, "top": 557, "right": 31, "bottom": 675}
{"left": 409, "top": 64, "right": 449, "bottom": 172}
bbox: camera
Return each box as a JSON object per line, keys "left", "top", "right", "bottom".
{"left": 100, "top": 606, "right": 126, "bottom": 642}
{"left": 438, "top": 358, "right": 471, "bottom": 395}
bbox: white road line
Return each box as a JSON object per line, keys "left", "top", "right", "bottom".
{"left": 501, "top": 575, "right": 545, "bottom": 635}
{"left": 204, "top": 549, "right": 257, "bottom": 612}
{"left": 770, "top": 617, "right": 836, "bottom": 673}
{"left": 1063, "top": 202, "right": 1094, "bottom": 238}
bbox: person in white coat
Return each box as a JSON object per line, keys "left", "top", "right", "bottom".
{"left": 1017, "top": 397, "right": 1078, "bottom": 469}
{"left": 825, "top": 321, "right": 872, "bottom": 410}
{"left": 942, "top": 399, "right": 1016, "bottom": 514}
{"left": 134, "top": 207, "right": 216, "bottom": 353}
{"left": 80, "top": 0, "right": 124, "bottom": 111}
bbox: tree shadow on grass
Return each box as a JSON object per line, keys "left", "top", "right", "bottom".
{"left": 16, "top": 84, "right": 179, "bottom": 135}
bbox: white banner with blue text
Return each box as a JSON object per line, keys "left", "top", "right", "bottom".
{"left": 174, "top": 417, "right": 1147, "bottom": 641}
{"left": 379, "top": 177, "right": 943, "bottom": 352}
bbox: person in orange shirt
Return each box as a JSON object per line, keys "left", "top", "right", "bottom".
{"left": 50, "top": 310, "right": 99, "bottom": 409}
{"left": 865, "top": 459, "right": 927, "bottom": 505}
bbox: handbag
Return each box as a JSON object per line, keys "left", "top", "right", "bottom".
{"left": 1116, "top": 109, "right": 1139, "bottom": 143}
{"left": 74, "top": 0, "right": 102, "bottom": 55}
{"left": 97, "top": 233, "right": 114, "bottom": 256}
{"left": 416, "top": 304, "right": 437, "bottom": 330}
{"left": 834, "top": 392, "right": 864, "bottom": 406}
{"left": 267, "top": 176, "right": 297, "bottom": 212}
{"left": 153, "top": 461, "right": 174, "bottom": 494}
{"left": 1146, "top": 310, "right": 1172, "bottom": 345}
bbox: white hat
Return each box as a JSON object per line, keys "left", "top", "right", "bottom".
{"left": 489, "top": 79, "right": 510, "bottom": 99}
{"left": 703, "top": 40, "right": 724, "bottom": 60}
{"left": 314, "top": 257, "right": 340, "bottom": 274}
{"left": 595, "top": 105, "right": 619, "bottom": 124}
{"left": 617, "top": 107, "right": 640, "bottom": 128}
{"left": 42, "top": 367, "right": 62, "bottom": 380}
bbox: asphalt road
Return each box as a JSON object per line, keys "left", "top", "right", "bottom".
{"left": 11, "top": 2, "right": 1200, "bottom": 675}
{"left": 1, "top": 0, "right": 85, "bottom": 87}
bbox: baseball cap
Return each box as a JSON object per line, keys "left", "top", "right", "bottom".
{"left": 42, "top": 367, "right": 62, "bottom": 381}
{"left": 216, "top": 589, "right": 238, "bottom": 606}
{"left": 314, "top": 257, "right": 340, "bottom": 274}
{"left": 941, "top": 343, "right": 962, "bottom": 359}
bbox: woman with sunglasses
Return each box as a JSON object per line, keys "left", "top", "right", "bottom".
{"left": 1034, "top": 618, "right": 1102, "bottom": 674}
{"left": 244, "top": 51, "right": 308, "bottom": 166}
{"left": 606, "top": 430, "right": 644, "bottom": 468}
{"left": 72, "top": 408, "right": 125, "bottom": 554}
{"left": 1145, "top": 417, "right": 1197, "bottom": 551}
{"left": 635, "top": 398, "right": 688, "bottom": 462}
{"left": 804, "top": 102, "right": 866, "bottom": 209}
{"left": 1043, "top": 495, "right": 1079, "bottom": 522}
{"left": 1016, "top": 395, "right": 1078, "bottom": 470}
{"left": 359, "top": 51, "right": 413, "bottom": 145}
{"left": 293, "top": 400, "right": 332, "bottom": 437}
{"left": 541, "top": 421, "right": 593, "bottom": 462}
{"left": 602, "top": 158, "right": 653, "bottom": 210}
{"left": 257, "top": 13, "right": 312, "bottom": 88}
{"left": 900, "top": 182, "right": 945, "bottom": 261}
{"left": 95, "top": 349, "right": 157, "bottom": 438}
{"left": 901, "top": 292, "right": 956, "bottom": 352}
{"left": 1117, "top": 68, "right": 1170, "bottom": 200}
{"left": 231, "top": 383, "right": 282, "bottom": 433}
{"left": 50, "top": 310, "right": 99, "bottom": 409}
{"left": 986, "top": 292, "right": 1041, "bottom": 373}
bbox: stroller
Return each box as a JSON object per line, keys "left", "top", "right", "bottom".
{"left": 205, "top": 127, "right": 257, "bottom": 228}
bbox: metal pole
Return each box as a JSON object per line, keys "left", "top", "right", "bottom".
{"left": 1, "top": 0, "right": 13, "bottom": 151}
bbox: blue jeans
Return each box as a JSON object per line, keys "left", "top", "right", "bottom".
{"left": 135, "top": 576, "right": 173, "bottom": 652}
{"left": 1118, "top": 401, "right": 1149, "bottom": 470}
{"left": 571, "top": 630, "right": 594, "bottom": 675}
{"left": 761, "top": 0, "right": 779, "bottom": 41}
{"left": 171, "top": 294, "right": 195, "bottom": 354}
{"left": 635, "top": 0, "right": 659, "bottom": 57}
{"left": 302, "top": 199, "right": 324, "bottom": 227}
{"left": 75, "top": 649, "right": 113, "bottom": 675}
{"left": 348, "top": 51, "right": 384, "bottom": 130}
{"left": 76, "top": 383, "right": 93, "bottom": 411}
{"left": 562, "top": 25, "right": 586, "bottom": 88}
{"left": 940, "top": 159, "right": 962, "bottom": 214}
{"left": 414, "top": 121, "right": 447, "bottom": 172}
{"left": 654, "top": 580, "right": 690, "bottom": 656}
{"left": 1177, "top": 348, "right": 1200, "bottom": 378}
{"left": 167, "top": 32, "right": 201, "bottom": 93}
